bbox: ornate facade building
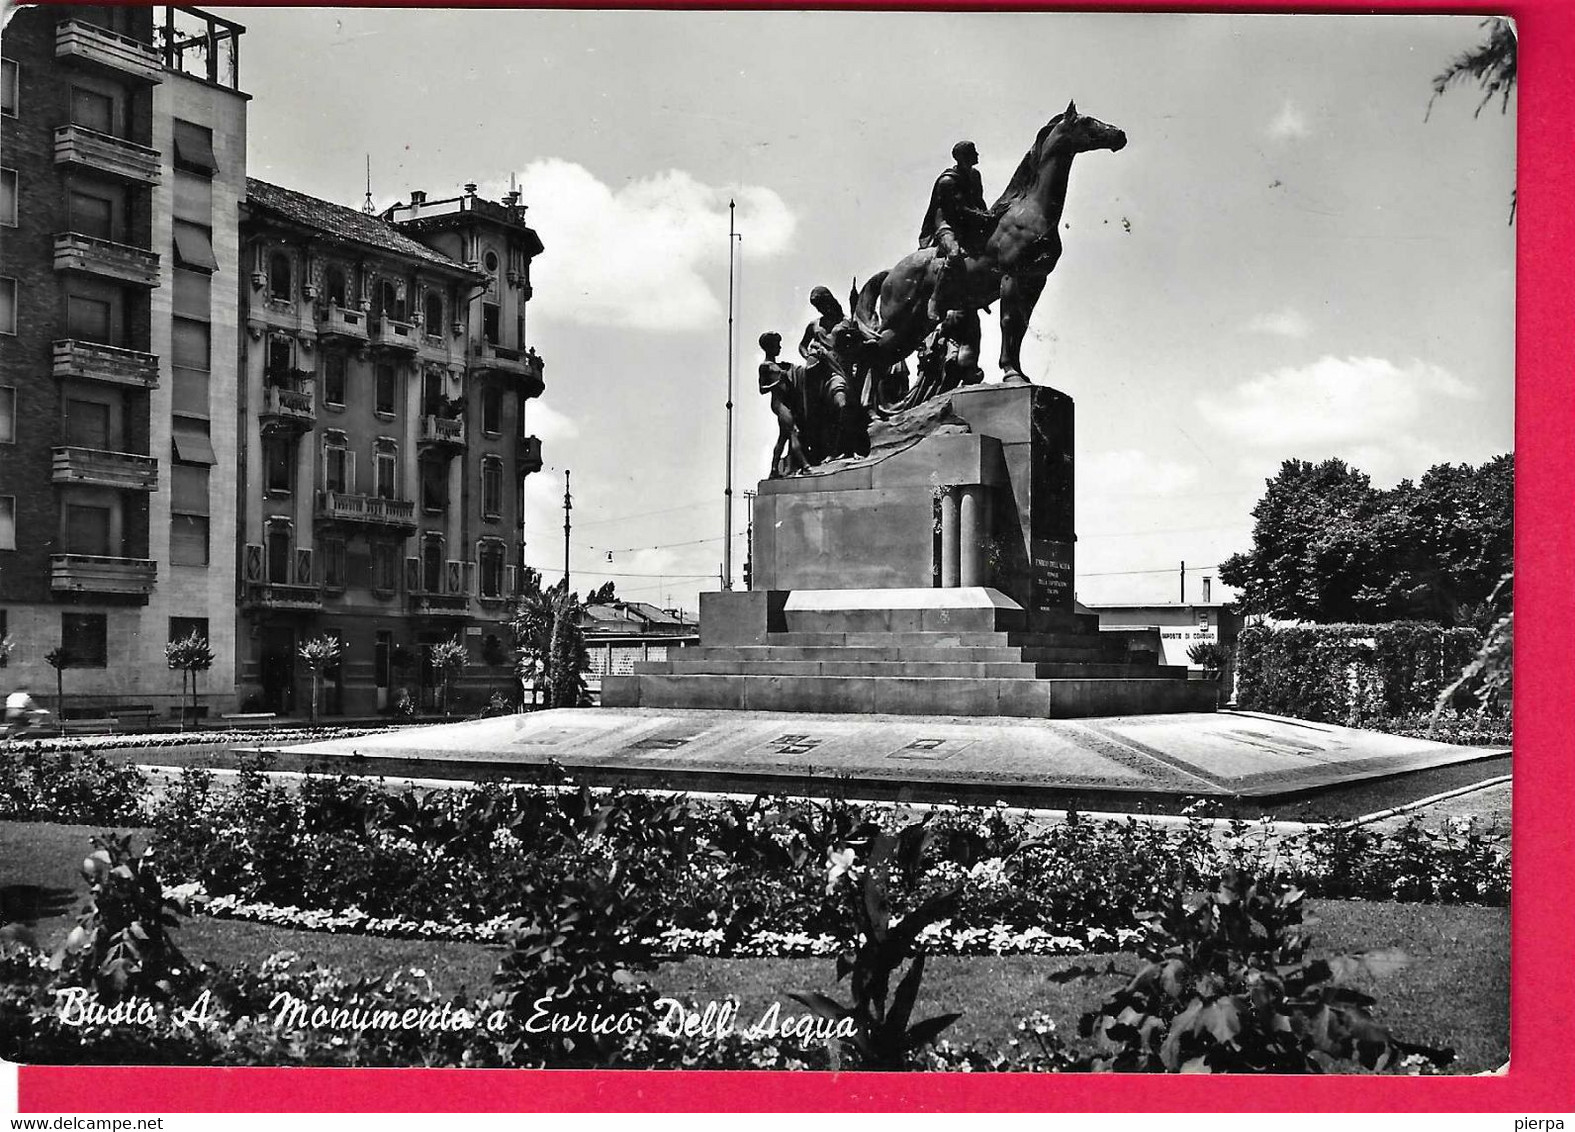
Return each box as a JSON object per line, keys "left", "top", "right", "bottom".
{"left": 2, "top": 5, "right": 548, "bottom": 719}
{"left": 0, "top": 5, "right": 248, "bottom": 721}
{"left": 236, "top": 182, "right": 545, "bottom": 714}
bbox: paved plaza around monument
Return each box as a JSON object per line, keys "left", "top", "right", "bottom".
{"left": 264, "top": 707, "right": 1507, "bottom": 809}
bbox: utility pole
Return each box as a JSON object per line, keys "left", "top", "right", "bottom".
{"left": 1179, "top": 560, "right": 1186, "bottom": 604}
{"left": 562, "top": 470, "right": 572, "bottom": 591}
{"left": 742, "top": 489, "right": 756, "bottom": 590}
{"left": 723, "top": 199, "right": 740, "bottom": 591}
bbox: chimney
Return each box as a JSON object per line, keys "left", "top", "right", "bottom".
{"left": 409, "top": 189, "right": 426, "bottom": 206}
{"left": 464, "top": 182, "right": 478, "bottom": 198}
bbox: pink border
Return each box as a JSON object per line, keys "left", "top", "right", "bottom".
{"left": 19, "top": 0, "right": 1574, "bottom": 1112}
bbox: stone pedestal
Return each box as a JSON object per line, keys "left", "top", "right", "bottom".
{"left": 602, "top": 383, "right": 1213, "bottom": 720}
{"left": 749, "top": 383, "right": 1074, "bottom": 613}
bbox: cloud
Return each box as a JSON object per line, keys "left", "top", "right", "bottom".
{"left": 1267, "top": 100, "right": 1310, "bottom": 141}
{"left": 1197, "top": 355, "right": 1478, "bottom": 484}
{"left": 1079, "top": 449, "right": 1200, "bottom": 496}
{"left": 484, "top": 161, "right": 794, "bottom": 332}
{"left": 520, "top": 398, "right": 578, "bottom": 445}
{"left": 1244, "top": 307, "right": 1311, "bottom": 338}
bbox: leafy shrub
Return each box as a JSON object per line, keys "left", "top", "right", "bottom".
{"left": 0, "top": 747, "right": 148, "bottom": 824}
{"left": 1075, "top": 869, "right": 1454, "bottom": 1073}
{"left": 50, "top": 834, "right": 192, "bottom": 1005}
{"left": 790, "top": 827, "right": 961, "bottom": 1069}
{"left": 1235, "top": 622, "right": 1485, "bottom": 724}
{"left": 1359, "top": 709, "right": 1511, "bottom": 747}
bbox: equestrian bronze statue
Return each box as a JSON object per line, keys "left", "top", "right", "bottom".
{"left": 852, "top": 101, "right": 1127, "bottom": 411}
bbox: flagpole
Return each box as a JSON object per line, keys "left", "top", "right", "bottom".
{"left": 723, "top": 199, "right": 738, "bottom": 591}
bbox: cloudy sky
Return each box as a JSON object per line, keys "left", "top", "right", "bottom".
{"left": 224, "top": 9, "right": 1516, "bottom": 611}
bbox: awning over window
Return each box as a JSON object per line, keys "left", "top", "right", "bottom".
{"left": 173, "top": 222, "right": 219, "bottom": 272}
{"left": 173, "top": 121, "right": 218, "bottom": 175}
{"left": 172, "top": 420, "right": 217, "bottom": 465}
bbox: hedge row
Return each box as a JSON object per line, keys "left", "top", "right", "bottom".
{"left": 1235, "top": 622, "right": 1484, "bottom": 725}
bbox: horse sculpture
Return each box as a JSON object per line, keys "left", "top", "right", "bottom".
{"left": 851, "top": 102, "right": 1127, "bottom": 410}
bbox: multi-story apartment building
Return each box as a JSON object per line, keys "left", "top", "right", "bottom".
{"left": 0, "top": 5, "right": 247, "bottom": 721}
{"left": 236, "top": 181, "right": 545, "bottom": 715}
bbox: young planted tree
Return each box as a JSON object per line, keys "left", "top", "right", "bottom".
{"left": 43, "top": 648, "right": 71, "bottom": 736}
{"left": 429, "top": 635, "right": 468, "bottom": 717}
{"left": 297, "top": 635, "right": 343, "bottom": 725}
{"left": 163, "top": 632, "right": 215, "bottom": 730}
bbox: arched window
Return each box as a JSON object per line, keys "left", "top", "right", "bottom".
{"left": 421, "top": 534, "right": 444, "bottom": 592}
{"left": 478, "top": 540, "right": 505, "bottom": 598}
{"left": 268, "top": 251, "right": 291, "bottom": 301}
{"left": 378, "top": 280, "right": 402, "bottom": 321}
{"left": 325, "top": 266, "right": 347, "bottom": 308}
{"left": 424, "top": 290, "right": 443, "bottom": 334}
{"left": 265, "top": 521, "right": 293, "bottom": 583}
{"left": 481, "top": 384, "right": 502, "bottom": 435}
{"left": 321, "top": 433, "right": 351, "bottom": 494}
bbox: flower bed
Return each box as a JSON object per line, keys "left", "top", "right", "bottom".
{"left": 135, "top": 764, "right": 1507, "bottom": 960}
{"left": 4, "top": 725, "right": 400, "bottom": 755}
{"left": 0, "top": 746, "right": 149, "bottom": 824}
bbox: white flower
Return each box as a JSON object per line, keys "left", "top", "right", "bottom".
{"left": 825, "top": 847, "right": 857, "bottom": 893}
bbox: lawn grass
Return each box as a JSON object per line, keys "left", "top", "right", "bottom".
{"left": 2, "top": 819, "right": 1508, "bottom": 1072}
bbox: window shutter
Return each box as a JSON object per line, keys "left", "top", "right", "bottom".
{"left": 295, "top": 547, "right": 313, "bottom": 585}
{"left": 504, "top": 565, "right": 515, "bottom": 596}
{"left": 346, "top": 451, "right": 356, "bottom": 495}
{"left": 445, "top": 559, "right": 461, "bottom": 595}
{"left": 464, "top": 560, "right": 477, "bottom": 595}
{"left": 244, "top": 543, "right": 263, "bottom": 582}
{"left": 404, "top": 556, "right": 420, "bottom": 593}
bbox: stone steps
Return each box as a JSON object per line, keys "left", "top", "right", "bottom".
{"left": 601, "top": 673, "right": 1218, "bottom": 718}
{"left": 674, "top": 643, "right": 1133, "bottom": 665}
{"left": 754, "top": 630, "right": 1116, "bottom": 650}
{"left": 780, "top": 606, "right": 1100, "bottom": 636}
{"left": 643, "top": 658, "right": 1185, "bottom": 679}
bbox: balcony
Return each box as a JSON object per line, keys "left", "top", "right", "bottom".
{"left": 471, "top": 343, "right": 546, "bottom": 399}
{"left": 259, "top": 383, "right": 316, "bottom": 435}
{"left": 315, "top": 491, "right": 418, "bottom": 533}
{"left": 519, "top": 434, "right": 543, "bottom": 475}
{"left": 51, "top": 555, "right": 157, "bottom": 598}
{"left": 418, "top": 329, "right": 453, "bottom": 361}
{"left": 407, "top": 592, "right": 470, "bottom": 618}
{"left": 55, "top": 233, "right": 160, "bottom": 288}
{"left": 52, "top": 447, "right": 159, "bottom": 492}
{"left": 418, "top": 414, "right": 466, "bottom": 456}
{"left": 317, "top": 305, "right": 369, "bottom": 346}
{"left": 53, "top": 340, "right": 160, "bottom": 389}
{"left": 241, "top": 581, "right": 323, "bottom": 613}
{"left": 55, "top": 126, "right": 161, "bottom": 185}
{"left": 55, "top": 20, "right": 164, "bottom": 84}
{"left": 368, "top": 317, "right": 419, "bottom": 354}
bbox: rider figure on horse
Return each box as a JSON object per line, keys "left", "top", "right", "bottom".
{"left": 919, "top": 141, "right": 994, "bottom": 321}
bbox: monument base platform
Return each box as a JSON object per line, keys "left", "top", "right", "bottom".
{"left": 604, "top": 586, "right": 1215, "bottom": 718}
{"left": 261, "top": 707, "right": 1507, "bottom": 810}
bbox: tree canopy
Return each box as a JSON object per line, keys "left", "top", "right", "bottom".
{"left": 1218, "top": 454, "right": 1512, "bottom": 626}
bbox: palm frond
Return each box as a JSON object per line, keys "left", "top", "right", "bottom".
{"left": 1428, "top": 17, "right": 1517, "bottom": 120}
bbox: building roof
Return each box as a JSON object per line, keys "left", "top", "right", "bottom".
{"left": 245, "top": 179, "right": 479, "bottom": 274}
{"left": 578, "top": 602, "right": 695, "bottom": 635}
